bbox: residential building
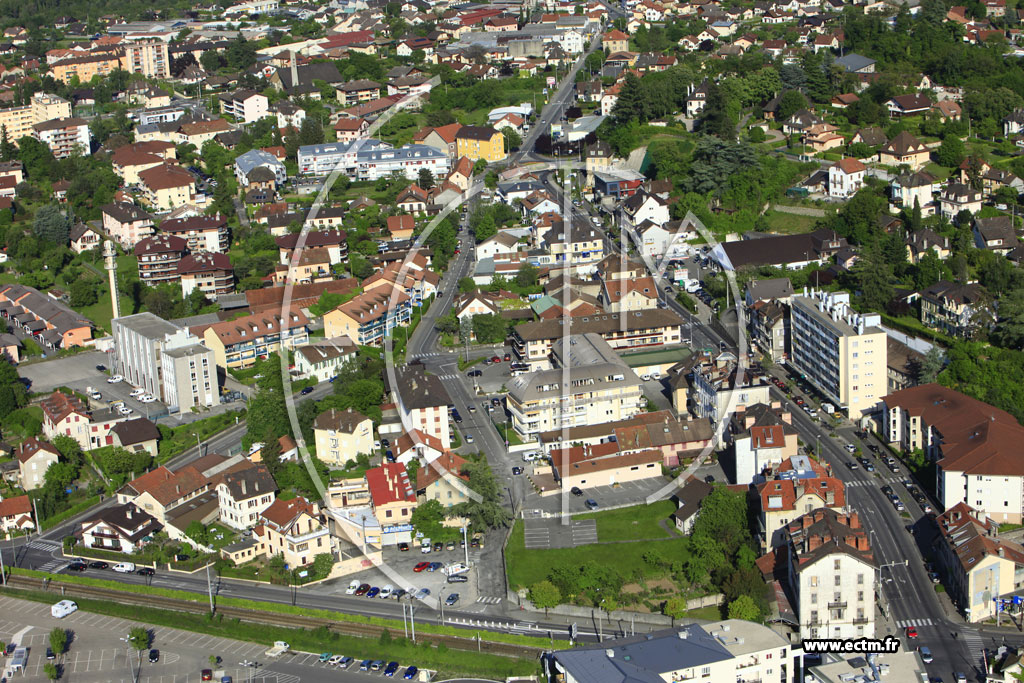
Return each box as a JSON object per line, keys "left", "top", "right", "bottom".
{"left": 293, "top": 337, "right": 357, "bottom": 382}
{"left": 32, "top": 117, "right": 90, "bottom": 158}
{"left": 599, "top": 276, "right": 659, "bottom": 312}
{"left": 684, "top": 353, "right": 772, "bottom": 426}
{"left": 877, "top": 131, "right": 930, "bottom": 170}
{"left": 671, "top": 476, "right": 714, "bottom": 534}
{"left": 750, "top": 300, "right": 790, "bottom": 363}
{"left": 216, "top": 464, "right": 276, "bottom": 530}
{"left": 109, "top": 418, "right": 161, "bottom": 458}
{"left": 919, "top": 280, "right": 989, "bottom": 338}
{"left": 0, "top": 495, "right": 34, "bottom": 533}
{"left": 138, "top": 163, "right": 195, "bottom": 211}
{"left": 40, "top": 391, "right": 124, "bottom": 451}
{"left": 275, "top": 229, "right": 348, "bottom": 265}
{"left": 69, "top": 223, "right": 101, "bottom": 254}
{"left": 784, "top": 509, "right": 876, "bottom": 640}
{"left": 713, "top": 229, "right": 848, "bottom": 271}
{"left": 116, "top": 464, "right": 211, "bottom": 524}
{"left": 890, "top": 171, "right": 936, "bottom": 214}
{"left": 17, "top": 437, "right": 59, "bottom": 490}
{"left": 355, "top": 144, "right": 450, "bottom": 182}
{"left": 50, "top": 53, "right": 120, "bottom": 83}
{"left": 101, "top": 202, "right": 155, "bottom": 249}
{"left": 366, "top": 463, "right": 416, "bottom": 525}
{"left": 939, "top": 182, "right": 984, "bottom": 219}
{"left": 935, "top": 502, "right": 1024, "bottom": 622}
{"left": 455, "top": 125, "right": 505, "bottom": 162}
{"left": 828, "top": 157, "right": 866, "bottom": 198}
{"left": 973, "top": 215, "right": 1019, "bottom": 255}
{"left": 416, "top": 450, "right": 471, "bottom": 509}
{"left": 202, "top": 309, "right": 309, "bottom": 369}
{"left": 160, "top": 341, "right": 218, "bottom": 413}
{"left": 234, "top": 149, "right": 287, "bottom": 186}
{"left": 548, "top": 441, "right": 664, "bottom": 489}
{"left": 159, "top": 214, "right": 229, "bottom": 253}
{"left": 730, "top": 403, "right": 799, "bottom": 485}
{"left": 122, "top": 40, "right": 170, "bottom": 78}
{"left": 385, "top": 364, "right": 452, "bottom": 449}
{"left": 507, "top": 333, "right": 644, "bottom": 438}
{"left": 546, "top": 620, "right": 797, "bottom": 683}
{"left": 313, "top": 407, "right": 374, "bottom": 466}
{"left": 80, "top": 503, "right": 161, "bottom": 553}
{"left": 789, "top": 289, "right": 887, "bottom": 419}
{"left": 758, "top": 455, "right": 845, "bottom": 549}
{"left": 256, "top": 497, "right": 330, "bottom": 567}
{"left": 296, "top": 139, "right": 390, "bottom": 176}
{"left": 177, "top": 253, "right": 234, "bottom": 300}
{"left": 883, "top": 383, "right": 1024, "bottom": 523}
{"left": 134, "top": 234, "right": 187, "bottom": 286}
{"left": 323, "top": 287, "right": 411, "bottom": 346}
{"left": 0, "top": 284, "right": 93, "bottom": 349}
{"left": 510, "top": 309, "right": 684, "bottom": 368}
{"left": 218, "top": 89, "right": 269, "bottom": 124}
{"left": 906, "top": 228, "right": 950, "bottom": 263}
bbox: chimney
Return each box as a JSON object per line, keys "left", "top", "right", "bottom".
{"left": 808, "top": 535, "right": 822, "bottom": 552}
{"left": 998, "top": 546, "right": 1006, "bottom": 558}
{"left": 848, "top": 512, "right": 860, "bottom": 529}
{"left": 826, "top": 490, "right": 835, "bottom": 505}
{"left": 290, "top": 50, "right": 299, "bottom": 88}
{"left": 857, "top": 535, "right": 870, "bottom": 551}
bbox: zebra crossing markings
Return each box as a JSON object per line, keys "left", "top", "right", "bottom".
{"left": 27, "top": 539, "right": 61, "bottom": 551}
{"left": 896, "top": 618, "right": 935, "bottom": 628}
{"left": 37, "top": 560, "right": 66, "bottom": 573}
{"left": 961, "top": 629, "right": 984, "bottom": 654}
{"left": 476, "top": 596, "right": 502, "bottom": 605}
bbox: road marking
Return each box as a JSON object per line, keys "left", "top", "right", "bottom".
{"left": 896, "top": 618, "right": 934, "bottom": 628}
{"left": 961, "top": 629, "right": 984, "bottom": 657}
{"left": 26, "top": 539, "right": 61, "bottom": 551}
{"left": 475, "top": 596, "right": 503, "bottom": 605}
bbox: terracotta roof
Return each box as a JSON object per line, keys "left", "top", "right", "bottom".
{"left": 260, "top": 496, "right": 317, "bottom": 530}
{"left": 603, "top": 276, "right": 658, "bottom": 304}
{"left": 134, "top": 234, "right": 186, "bottom": 257}
{"left": 0, "top": 494, "right": 32, "bottom": 519}
{"left": 758, "top": 475, "right": 846, "bottom": 512}
{"left": 17, "top": 437, "right": 59, "bottom": 464}
{"left": 414, "top": 122, "right": 461, "bottom": 144}
{"left": 177, "top": 252, "right": 233, "bottom": 275}
{"left": 334, "top": 287, "right": 410, "bottom": 324}
{"left": 205, "top": 310, "right": 308, "bottom": 347}
{"left": 417, "top": 450, "right": 470, "bottom": 491}
{"left": 835, "top": 157, "right": 866, "bottom": 174}
{"left": 786, "top": 508, "right": 875, "bottom": 569}
{"left": 313, "top": 407, "right": 370, "bottom": 434}
{"left": 139, "top": 163, "right": 194, "bottom": 190}
{"left": 40, "top": 391, "right": 87, "bottom": 425}
{"left": 123, "top": 465, "right": 208, "bottom": 506}
{"left": 365, "top": 462, "right": 415, "bottom": 506}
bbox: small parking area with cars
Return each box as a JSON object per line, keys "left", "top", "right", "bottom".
{"left": 519, "top": 476, "right": 673, "bottom": 518}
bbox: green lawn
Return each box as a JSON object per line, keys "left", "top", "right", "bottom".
{"left": 505, "top": 519, "right": 678, "bottom": 590}
{"left": 760, "top": 209, "right": 820, "bottom": 235}
{"left": 572, "top": 500, "right": 676, "bottom": 542}
{"left": 494, "top": 421, "right": 522, "bottom": 446}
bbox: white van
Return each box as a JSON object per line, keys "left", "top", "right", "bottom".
{"left": 522, "top": 451, "right": 539, "bottom": 462}
{"left": 112, "top": 562, "right": 136, "bottom": 573}
{"left": 51, "top": 600, "right": 78, "bottom": 618}
{"left": 443, "top": 562, "right": 469, "bottom": 576}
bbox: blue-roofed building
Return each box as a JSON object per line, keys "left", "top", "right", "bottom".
{"left": 545, "top": 620, "right": 797, "bottom": 683}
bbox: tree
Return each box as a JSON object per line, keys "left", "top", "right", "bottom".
{"left": 458, "top": 277, "right": 477, "bottom": 294}
{"left": 472, "top": 314, "right": 506, "bottom": 344}
{"left": 298, "top": 116, "right": 324, "bottom": 146}
{"left": 69, "top": 278, "right": 99, "bottom": 307}
{"left": 472, "top": 159, "right": 487, "bottom": 176}
{"left": 128, "top": 626, "right": 149, "bottom": 651}
{"left": 853, "top": 245, "right": 894, "bottom": 312}
{"left": 502, "top": 128, "right": 522, "bottom": 152}
{"left": 747, "top": 127, "right": 766, "bottom": 143}
{"left": 528, "top": 580, "right": 561, "bottom": 613}
{"left": 411, "top": 499, "right": 450, "bottom": 541}
{"left": 776, "top": 90, "right": 809, "bottom": 122}
{"left": 452, "top": 458, "right": 511, "bottom": 530}
{"left": 663, "top": 596, "right": 689, "bottom": 620}
{"left": 417, "top": 168, "right": 435, "bottom": 190}
{"left": 514, "top": 263, "right": 538, "bottom": 290}
{"left": 936, "top": 133, "right": 966, "bottom": 167}
{"left": 32, "top": 205, "right": 71, "bottom": 246}
{"left": 43, "top": 663, "right": 58, "bottom": 681}
{"left": 727, "top": 594, "right": 761, "bottom": 621}
{"left": 312, "top": 553, "right": 334, "bottom": 578}
{"left": 612, "top": 73, "right": 647, "bottom": 126}
{"left": 917, "top": 346, "right": 945, "bottom": 383}
{"left": 48, "top": 628, "right": 67, "bottom": 656}
{"left": 185, "top": 520, "right": 210, "bottom": 546}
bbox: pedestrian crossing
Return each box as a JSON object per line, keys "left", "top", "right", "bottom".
{"left": 961, "top": 629, "right": 984, "bottom": 656}
{"left": 37, "top": 559, "right": 66, "bottom": 573}
{"left": 896, "top": 618, "right": 935, "bottom": 628}
{"left": 476, "top": 596, "right": 503, "bottom": 605}
{"left": 438, "top": 374, "right": 461, "bottom": 381}
{"left": 26, "top": 539, "right": 61, "bottom": 551}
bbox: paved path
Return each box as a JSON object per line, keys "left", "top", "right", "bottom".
{"left": 768, "top": 204, "right": 827, "bottom": 217}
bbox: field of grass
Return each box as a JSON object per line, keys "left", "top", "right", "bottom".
{"left": 572, "top": 500, "right": 676, "bottom": 542}
{"left": 505, "top": 519, "right": 678, "bottom": 590}
{"left": 760, "top": 209, "right": 820, "bottom": 235}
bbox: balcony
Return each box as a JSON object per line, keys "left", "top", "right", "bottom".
{"left": 852, "top": 617, "right": 870, "bottom": 625}
{"left": 828, "top": 601, "right": 847, "bottom": 609}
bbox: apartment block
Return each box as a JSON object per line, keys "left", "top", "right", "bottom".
{"left": 455, "top": 125, "right": 505, "bottom": 162}
{"left": 218, "top": 89, "right": 269, "bottom": 124}
{"left": 313, "top": 407, "right": 374, "bottom": 466}
{"left": 134, "top": 234, "right": 186, "bottom": 286}
{"left": 789, "top": 289, "right": 887, "bottom": 419}
{"left": 31, "top": 117, "right": 90, "bottom": 158}
{"left": 102, "top": 202, "right": 155, "bottom": 249}
{"left": 0, "top": 93, "right": 72, "bottom": 144}
{"left": 757, "top": 455, "right": 846, "bottom": 550}
{"left": 507, "top": 333, "right": 644, "bottom": 438}
{"left": 122, "top": 41, "right": 170, "bottom": 78}
{"left": 323, "top": 287, "right": 411, "bottom": 346}
{"left": 384, "top": 364, "right": 452, "bottom": 449}
{"left": 202, "top": 309, "right": 309, "bottom": 369}
{"left": 159, "top": 214, "right": 230, "bottom": 253}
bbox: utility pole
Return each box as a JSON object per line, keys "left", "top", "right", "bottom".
{"left": 206, "top": 563, "right": 215, "bottom": 614}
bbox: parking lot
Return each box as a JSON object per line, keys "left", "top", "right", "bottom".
{"left": 0, "top": 595, "right": 433, "bottom": 682}
{"left": 519, "top": 476, "right": 674, "bottom": 517}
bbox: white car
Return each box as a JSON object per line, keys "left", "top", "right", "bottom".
{"left": 118, "top": 406, "right": 134, "bottom": 416}
{"left": 139, "top": 395, "right": 156, "bottom": 403}
{"left": 465, "top": 434, "right": 474, "bottom": 443}
{"left": 130, "top": 388, "right": 145, "bottom": 397}
{"left": 379, "top": 584, "right": 393, "bottom": 599}
{"left": 107, "top": 375, "right": 123, "bottom": 383}
{"left": 345, "top": 579, "right": 360, "bottom": 595}
{"left": 641, "top": 374, "right": 652, "bottom": 381}
{"left": 112, "top": 562, "right": 136, "bottom": 573}
{"left": 88, "top": 391, "right": 101, "bottom": 400}
{"left": 328, "top": 655, "right": 345, "bottom": 666}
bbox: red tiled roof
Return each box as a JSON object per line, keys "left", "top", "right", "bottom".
{"left": 0, "top": 494, "right": 31, "bottom": 520}
{"left": 365, "top": 463, "right": 415, "bottom": 506}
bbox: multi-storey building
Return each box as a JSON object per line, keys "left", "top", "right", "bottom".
{"left": 750, "top": 300, "right": 790, "bottom": 362}
{"left": 314, "top": 407, "right": 374, "bottom": 466}
{"left": 40, "top": 391, "right": 125, "bottom": 451}
{"left": 757, "top": 455, "right": 845, "bottom": 550}
{"left": 32, "top": 117, "right": 90, "bottom": 158}
{"left": 366, "top": 463, "right": 417, "bottom": 526}
{"left": 783, "top": 509, "right": 877, "bottom": 640}
{"left": 50, "top": 53, "right": 121, "bottom": 83}
{"left": 294, "top": 338, "right": 356, "bottom": 382}
{"left": 684, "top": 354, "right": 772, "bottom": 426}
{"left": 17, "top": 437, "right": 60, "bottom": 490}
{"left": 217, "top": 89, "right": 269, "bottom": 124}
{"left": 919, "top": 280, "right": 989, "bottom": 339}
{"left": 102, "top": 202, "right": 155, "bottom": 249}
{"left": 0, "top": 93, "right": 72, "bottom": 145}
{"left": 385, "top": 364, "right": 452, "bottom": 449}
{"left": 454, "top": 125, "right": 505, "bottom": 162}
{"left": 159, "top": 214, "right": 229, "bottom": 253}
{"left": 138, "top": 163, "right": 195, "bottom": 211}
{"left": 323, "top": 287, "right": 411, "bottom": 346}
{"left": 122, "top": 41, "right": 170, "bottom": 79}
{"left": 510, "top": 309, "right": 684, "bottom": 370}
{"left": 729, "top": 403, "right": 799, "bottom": 486}
{"left": 202, "top": 309, "right": 309, "bottom": 369}
{"left": 507, "top": 333, "right": 644, "bottom": 438}
{"left": 789, "top": 289, "right": 887, "bottom": 419}
{"left": 255, "top": 497, "right": 330, "bottom": 568}
{"left": 216, "top": 464, "right": 276, "bottom": 531}
{"left": 297, "top": 139, "right": 390, "bottom": 176}
{"left": 134, "top": 234, "right": 186, "bottom": 286}
{"left": 177, "top": 253, "right": 234, "bottom": 300}
{"left": 112, "top": 313, "right": 219, "bottom": 413}
{"left": 354, "top": 144, "right": 450, "bottom": 182}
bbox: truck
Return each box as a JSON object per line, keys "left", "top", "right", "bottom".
{"left": 265, "top": 641, "right": 290, "bottom": 658}
{"left": 821, "top": 403, "right": 835, "bottom": 415}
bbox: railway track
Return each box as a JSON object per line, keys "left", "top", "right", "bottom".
{"left": 4, "top": 575, "right": 544, "bottom": 659}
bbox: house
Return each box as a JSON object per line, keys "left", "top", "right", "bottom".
{"left": 671, "top": 476, "right": 714, "bottom": 534}
{"left": 413, "top": 122, "right": 462, "bottom": 158}
{"left": 835, "top": 53, "right": 876, "bottom": 73}
{"left": 973, "top": 215, "right": 1019, "bottom": 254}
{"left": 600, "top": 276, "right": 659, "bottom": 313}
{"left": 919, "top": 280, "right": 989, "bottom": 338}
{"left": 828, "top": 157, "right": 866, "bottom": 198}
{"left": 906, "top": 228, "right": 950, "bottom": 263}
{"left": 69, "top": 222, "right": 101, "bottom": 254}
{"left": 0, "top": 284, "right": 93, "bottom": 350}
{"left": 727, "top": 402, "right": 798, "bottom": 484}
{"left": 939, "top": 183, "right": 984, "bottom": 220}
{"left": 416, "top": 450, "right": 471, "bottom": 509}
{"left": 887, "top": 93, "right": 932, "bottom": 118}
{"left": 1004, "top": 108, "right": 1024, "bottom": 137}
{"left": 80, "top": 503, "right": 162, "bottom": 554}
{"left": 202, "top": 309, "right": 309, "bottom": 369}
{"left": 890, "top": 171, "right": 936, "bottom": 214}
{"left": 17, "top": 437, "right": 60, "bottom": 490}
{"left": 0, "top": 494, "right": 34, "bottom": 532}
{"left": 138, "top": 163, "right": 195, "bottom": 211}
{"left": 256, "top": 497, "right": 329, "bottom": 567}
{"left": 216, "top": 464, "right": 276, "bottom": 531}
{"left": 933, "top": 100, "right": 963, "bottom": 121}
{"left": 234, "top": 149, "right": 287, "bottom": 187}
{"left": 109, "top": 418, "right": 160, "bottom": 458}
{"left": 293, "top": 337, "right": 357, "bottom": 383}
{"left": 101, "top": 202, "right": 154, "bottom": 249}
{"left": 877, "top": 131, "right": 930, "bottom": 170}
{"left": 757, "top": 455, "right": 846, "bottom": 550}
{"left": 40, "top": 391, "right": 123, "bottom": 451}
{"left": 116, "top": 465, "right": 211, "bottom": 524}
{"left": 217, "top": 89, "right": 269, "bottom": 124}
{"left": 366, "top": 463, "right": 417, "bottom": 525}
{"left": 384, "top": 364, "right": 451, "bottom": 449}
{"left": 602, "top": 29, "right": 629, "bottom": 53}
{"left": 333, "top": 116, "right": 369, "bottom": 142}
{"left": 313, "top": 407, "right": 374, "bottom": 466}
{"left": 749, "top": 300, "right": 790, "bottom": 363}
{"left": 177, "top": 253, "right": 234, "bottom": 300}
{"left": 386, "top": 215, "right": 416, "bottom": 242}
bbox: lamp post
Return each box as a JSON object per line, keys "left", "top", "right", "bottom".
{"left": 439, "top": 587, "right": 447, "bottom": 625}
{"left": 240, "top": 660, "right": 259, "bottom": 683}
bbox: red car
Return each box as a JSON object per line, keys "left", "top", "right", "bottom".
{"left": 491, "top": 356, "right": 501, "bottom": 363}
{"left": 354, "top": 583, "right": 371, "bottom": 595}
{"left": 503, "top": 353, "right": 511, "bottom": 361}
{"left": 414, "top": 562, "right": 430, "bottom": 572}
{"left": 905, "top": 626, "right": 918, "bottom": 639}
{"left": 202, "top": 671, "right": 213, "bottom": 681}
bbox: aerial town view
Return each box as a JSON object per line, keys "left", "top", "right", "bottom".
{"left": 1, "top": 0, "right": 1024, "bottom": 681}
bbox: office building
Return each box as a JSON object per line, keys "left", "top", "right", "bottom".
{"left": 789, "top": 289, "right": 887, "bottom": 419}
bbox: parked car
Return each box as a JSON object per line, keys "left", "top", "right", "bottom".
{"left": 415, "top": 588, "right": 431, "bottom": 600}
{"left": 427, "top": 562, "right": 442, "bottom": 572}
{"left": 88, "top": 561, "right": 109, "bottom": 570}
{"left": 149, "top": 649, "right": 160, "bottom": 663}
{"left": 379, "top": 585, "right": 393, "bottom": 599}
{"left": 570, "top": 486, "right": 583, "bottom": 497}
{"left": 300, "top": 386, "right": 314, "bottom": 395}
{"left": 107, "top": 374, "right": 124, "bottom": 383}
{"left": 354, "top": 583, "right": 371, "bottom": 595}
{"left": 414, "top": 562, "right": 430, "bottom": 572}
{"left": 202, "top": 671, "right": 213, "bottom": 681}
{"left": 404, "top": 666, "right": 419, "bottom": 679}
{"left": 445, "top": 593, "right": 460, "bottom": 606}
{"left": 447, "top": 574, "right": 469, "bottom": 583}
{"left": 366, "top": 587, "right": 380, "bottom": 598}
{"left": 585, "top": 499, "right": 599, "bottom": 510}
{"left": 66, "top": 562, "right": 87, "bottom": 572}
{"left": 346, "top": 579, "right": 361, "bottom": 594}
{"left": 398, "top": 542, "right": 410, "bottom": 552}
{"left": 384, "top": 661, "right": 400, "bottom": 677}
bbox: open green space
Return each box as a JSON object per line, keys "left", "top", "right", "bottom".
{"left": 505, "top": 519, "right": 678, "bottom": 591}
{"left": 759, "top": 210, "right": 820, "bottom": 235}
{"left": 572, "top": 500, "right": 677, "bottom": 542}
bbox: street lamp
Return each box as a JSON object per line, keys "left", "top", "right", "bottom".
{"left": 239, "top": 660, "right": 260, "bottom": 683}
{"left": 439, "top": 587, "right": 447, "bottom": 625}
